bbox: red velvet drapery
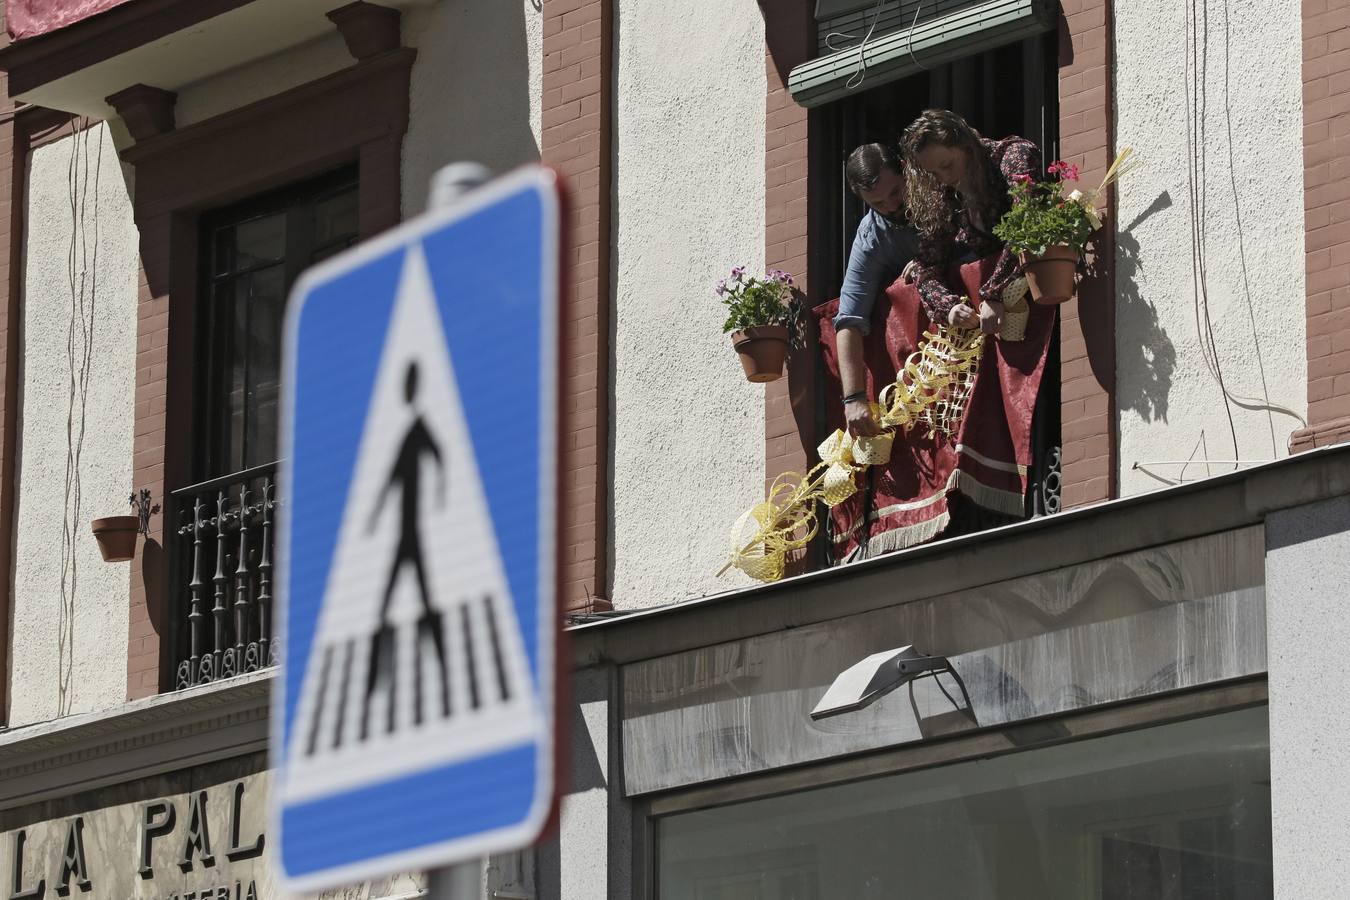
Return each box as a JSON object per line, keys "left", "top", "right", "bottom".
{"left": 815, "top": 255, "right": 1055, "bottom": 561}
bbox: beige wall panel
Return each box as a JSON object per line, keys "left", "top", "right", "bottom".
{"left": 11, "top": 125, "right": 139, "bottom": 725}
{"left": 1114, "top": 0, "right": 1306, "bottom": 494}
{"left": 174, "top": 32, "right": 354, "bottom": 129}
{"left": 401, "top": 0, "right": 542, "bottom": 216}
{"left": 610, "top": 0, "right": 767, "bottom": 606}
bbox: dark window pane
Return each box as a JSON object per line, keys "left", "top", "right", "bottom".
{"left": 226, "top": 275, "right": 252, "bottom": 474}
{"left": 311, "top": 239, "right": 355, "bottom": 265}
{"left": 233, "top": 212, "right": 287, "bottom": 271}
{"left": 657, "top": 708, "right": 1272, "bottom": 900}
{"left": 212, "top": 226, "right": 237, "bottom": 278}
{"left": 315, "top": 188, "right": 359, "bottom": 248}
{"left": 244, "top": 265, "right": 285, "bottom": 471}
{"left": 198, "top": 168, "right": 358, "bottom": 479}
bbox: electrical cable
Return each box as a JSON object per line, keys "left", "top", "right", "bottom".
{"left": 57, "top": 117, "right": 103, "bottom": 714}
{"left": 1183, "top": 0, "right": 1305, "bottom": 475}
{"left": 823, "top": 0, "right": 888, "bottom": 91}
{"left": 1218, "top": 0, "right": 1305, "bottom": 442}
{"left": 905, "top": 0, "right": 929, "bottom": 72}
{"left": 1184, "top": 0, "right": 1240, "bottom": 469}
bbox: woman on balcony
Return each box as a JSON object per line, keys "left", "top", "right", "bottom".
{"left": 900, "top": 109, "right": 1041, "bottom": 335}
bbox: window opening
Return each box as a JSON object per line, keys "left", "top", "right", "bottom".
{"left": 811, "top": 33, "right": 1061, "bottom": 550}
{"left": 196, "top": 167, "right": 360, "bottom": 480}
{"left": 169, "top": 167, "right": 359, "bottom": 692}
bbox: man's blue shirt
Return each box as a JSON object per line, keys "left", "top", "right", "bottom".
{"left": 833, "top": 209, "right": 919, "bottom": 336}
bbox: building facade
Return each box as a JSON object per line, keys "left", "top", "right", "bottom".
{"left": 0, "top": 0, "right": 1345, "bottom": 896}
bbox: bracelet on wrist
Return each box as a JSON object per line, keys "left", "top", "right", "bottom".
{"left": 842, "top": 391, "right": 868, "bottom": 405}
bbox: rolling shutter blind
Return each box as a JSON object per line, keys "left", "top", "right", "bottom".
{"left": 790, "top": 0, "right": 1058, "bottom": 107}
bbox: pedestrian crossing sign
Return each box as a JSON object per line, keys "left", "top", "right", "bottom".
{"left": 272, "top": 167, "right": 561, "bottom": 891}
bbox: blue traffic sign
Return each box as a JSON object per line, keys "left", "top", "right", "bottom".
{"left": 272, "top": 167, "right": 561, "bottom": 891}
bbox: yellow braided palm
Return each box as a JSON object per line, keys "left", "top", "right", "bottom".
{"left": 722, "top": 324, "right": 985, "bottom": 583}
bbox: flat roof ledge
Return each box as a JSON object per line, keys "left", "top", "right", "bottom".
{"left": 569, "top": 443, "right": 1350, "bottom": 667}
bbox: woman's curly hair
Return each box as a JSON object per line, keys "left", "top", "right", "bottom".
{"left": 901, "top": 109, "right": 998, "bottom": 239}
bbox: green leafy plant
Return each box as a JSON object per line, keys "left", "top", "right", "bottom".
{"left": 717, "top": 266, "right": 799, "bottom": 336}
{"left": 993, "top": 161, "right": 1098, "bottom": 257}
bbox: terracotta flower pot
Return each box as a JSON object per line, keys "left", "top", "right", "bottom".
{"left": 91, "top": 515, "right": 139, "bottom": 562}
{"left": 730, "top": 325, "right": 790, "bottom": 383}
{"left": 1020, "top": 245, "right": 1080, "bottom": 305}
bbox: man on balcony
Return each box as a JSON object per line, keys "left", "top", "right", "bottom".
{"left": 833, "top": 143, "right": 924, "bottom": 438}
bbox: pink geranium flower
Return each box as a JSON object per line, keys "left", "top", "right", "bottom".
{"left": 1011, "top": 173, "right": 1034, "bottom": 184}
{"left": 1048, "top": 160, "right": 1080, "bottom": 181}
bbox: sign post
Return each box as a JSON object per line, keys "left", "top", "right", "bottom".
{"left": 271, "top": 164, "right": 563, "bottom": 895}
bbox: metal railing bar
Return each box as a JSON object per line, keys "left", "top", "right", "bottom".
{"left": 170, "top": 460, "right": 280, "bottom": 498}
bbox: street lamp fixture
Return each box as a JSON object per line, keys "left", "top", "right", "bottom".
{"left": 810, "top": 645, "right": 972, "bottom": 721}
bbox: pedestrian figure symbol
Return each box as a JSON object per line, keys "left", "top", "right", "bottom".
{"left": 283, "top": 243, "right": 543, "bottom": 805}
{"left": 363, "top": 361, "right": 451, "bottom": 737}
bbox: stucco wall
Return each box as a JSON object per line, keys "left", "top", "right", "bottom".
{"left": 401, "top": 0, "right": 542, "bottom": 215}
{"left": 610, "top": 0, "right": 767, "bottom": 607}
{"left": 1265, "top": 496, "right": 1350, "bottom": 897}
{"left": 535, "top": 666, "right": 630, "bottom": 898}
{"left": 1113, "top": 0, "right": 1306, "bottom": 495}
{"left": 175, "top": 0, "right": 544, "bottom": 214}
{"left": 10, "top": 125, "right": 139, "bottom": 726}
{"left": 174, "top": 31, "right": 353, "bottom": 128}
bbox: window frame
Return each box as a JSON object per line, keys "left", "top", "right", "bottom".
{"left": 193, "top": 166, "right": 360, "bottom": 482}
{"left": 117, "top": 47, "right": 416, "bottom": 697}
{"left": 635, "top": 678, "right": 1268, "bottom": 900}
{"left": 806, "top": 32, "right": 1064, "bottom": 557}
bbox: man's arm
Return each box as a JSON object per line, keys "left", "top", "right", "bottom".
{"left": 838, "top": 327, "right": 878, "bottom": 436}
{"left": 834, "top": 213, "right": 906, "bottom": 436}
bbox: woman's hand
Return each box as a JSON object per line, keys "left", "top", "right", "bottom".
{"left": 948, "top": 301, "right": 979, "bottom": 329}
{"left": 979, "top": 299, "right": 1004, "bottom": 334}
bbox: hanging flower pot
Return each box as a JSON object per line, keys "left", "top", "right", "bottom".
{"left": 731, "top": 325, "right": 790, "bottom": 383}
{"left": 717, "top": 266, "right": 800, "bottom": 384}
{"left": 91, "top": 515, "right": 139, "bottom": 562}
{"left": 1020, "top": 245, "right": 1080, "bottom": 305}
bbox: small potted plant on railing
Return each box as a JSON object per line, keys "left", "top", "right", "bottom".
{"left": 993, "top": 150, "right": 1138, "bottom": 305}
{"left": 91, "top": 489, "right": 156, "bottom": 562}
{"left": 718, "top": 266, "right": 800, "bottom": 383}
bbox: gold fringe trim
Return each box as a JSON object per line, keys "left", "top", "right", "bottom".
{"left": 954, "top": 470, "right": 1025, "bottom": 516}
{"left": 850, "top": 512, "right": 951, "bottom": 560}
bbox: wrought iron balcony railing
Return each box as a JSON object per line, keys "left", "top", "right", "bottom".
{"left": 171, "top": 462, "right": 279, "bottom": 689}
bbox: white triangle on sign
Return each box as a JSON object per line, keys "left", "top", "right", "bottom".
{"left": 283, "top": 243, "right": 542, "bottom": 805}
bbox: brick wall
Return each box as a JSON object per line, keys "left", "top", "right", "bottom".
{"left": 1290, "top": 0, "right": 1350, "bottom": 453}
{"left": 1057, "top": 0, "right": 1117, "bottom": 507}
{"left": 763, "top": 0, "right": 816, "bottom": 490}
{"left": 126, "top": 211, "right": 174, "bottom": 698}
{"left": 541, "top": 0, "right": 613, "bottom": 612}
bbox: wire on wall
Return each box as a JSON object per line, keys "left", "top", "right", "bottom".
{"left": 1182, "top": 0, "right": 1305, "bottom": 474}
{"left": 57, "top": 117, "right": 104, "bottom": 715}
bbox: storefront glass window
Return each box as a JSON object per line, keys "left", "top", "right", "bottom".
{"left": 656, "top": 706, "right": 1271, "bottom": 899}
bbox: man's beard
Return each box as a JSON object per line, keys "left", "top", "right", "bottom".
{"left": 878, "top": 208, "right": 906, "bottom": 227}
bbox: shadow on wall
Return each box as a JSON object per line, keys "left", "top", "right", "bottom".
{"left": 402, "top": 0, "right": 540, "bottom": 216}
{"left": 1115, "top": 191, "right": 1177, "bottom": 423}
